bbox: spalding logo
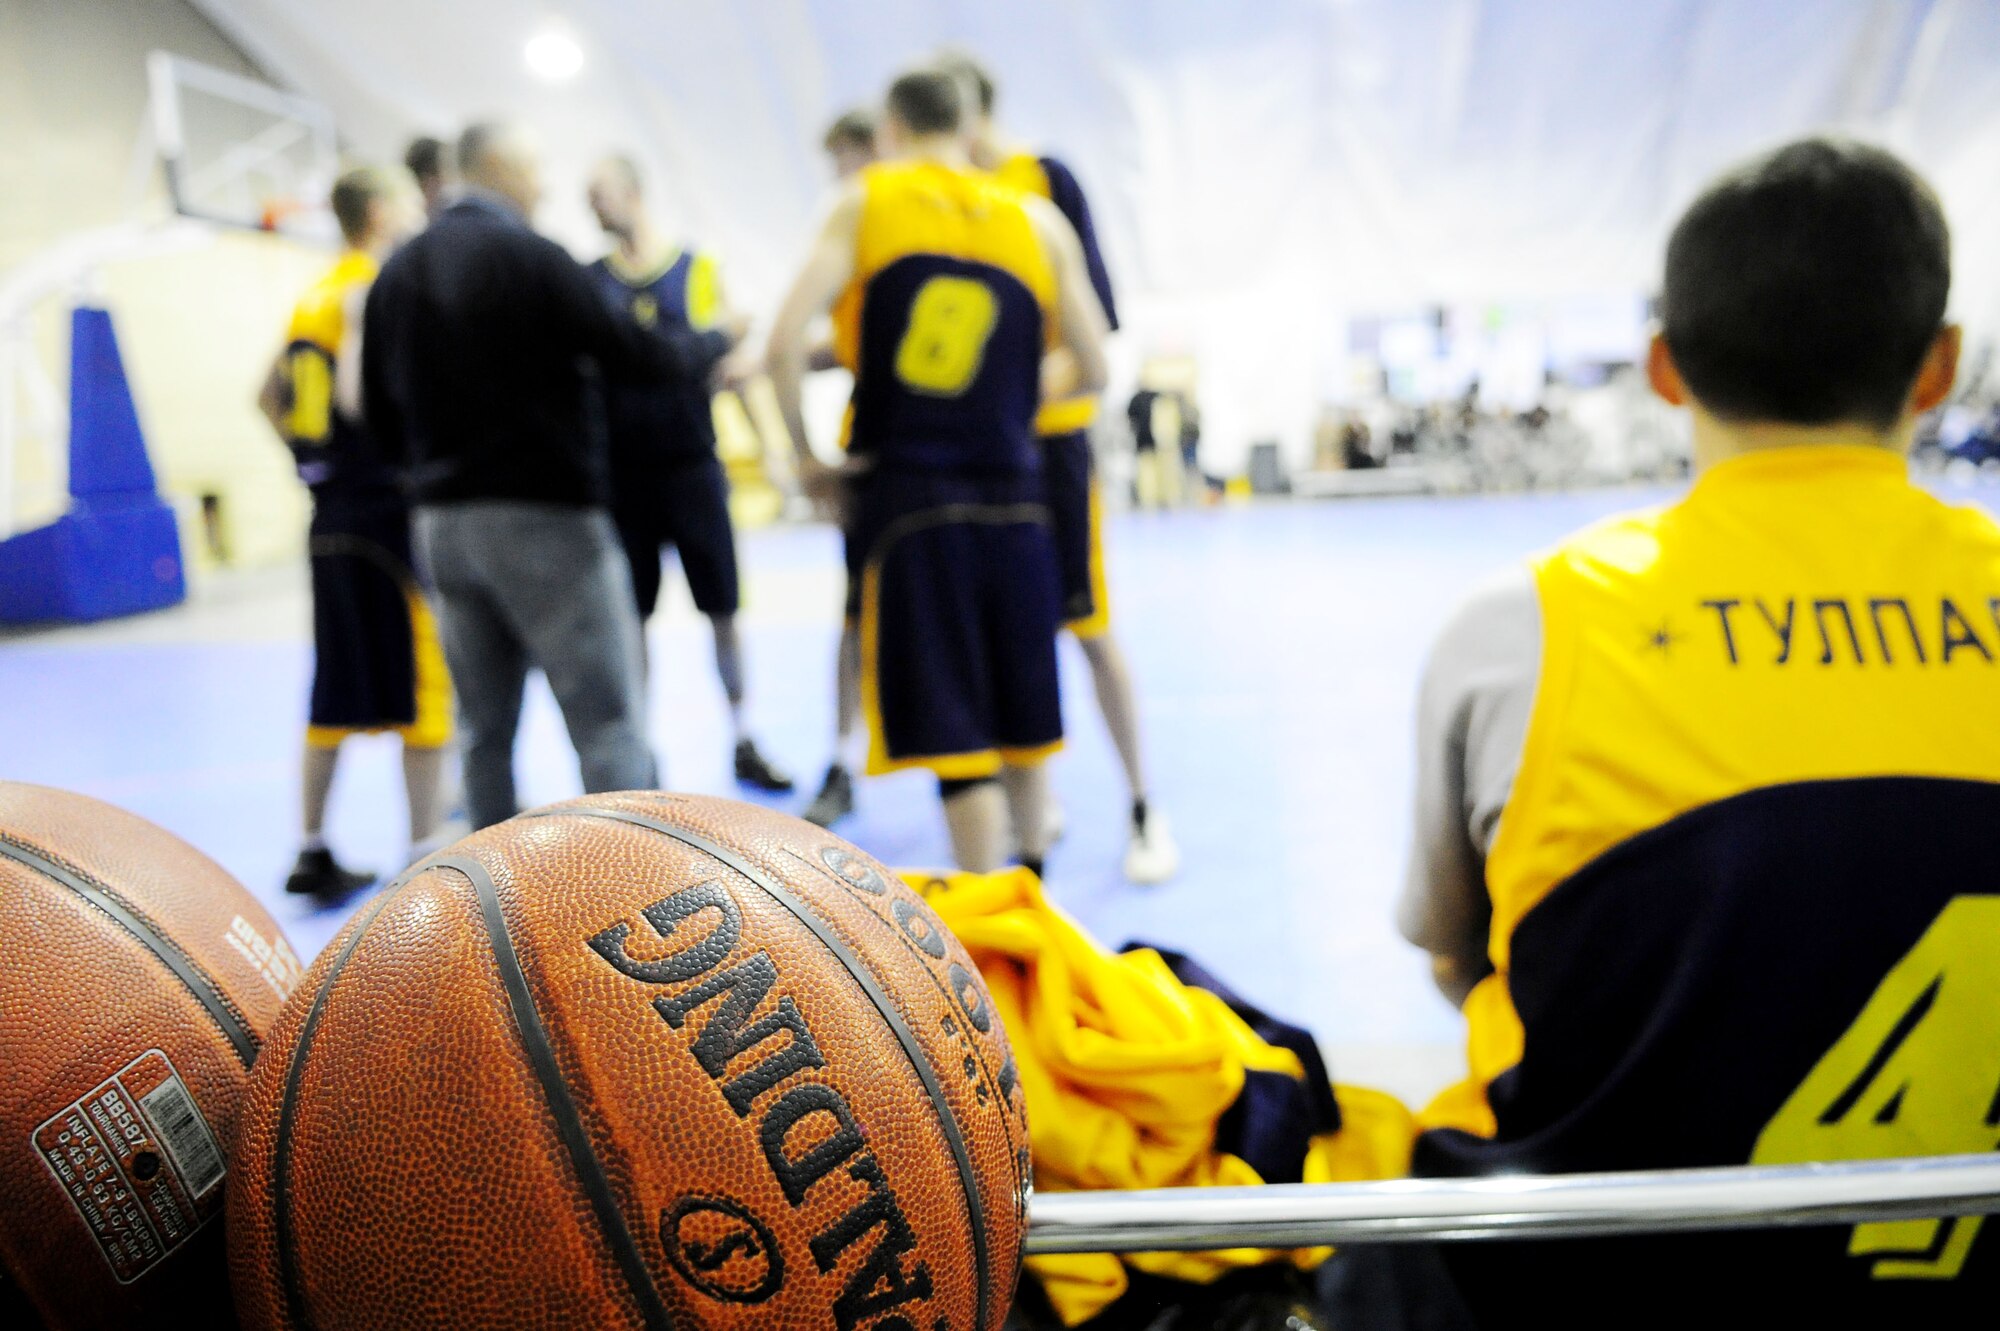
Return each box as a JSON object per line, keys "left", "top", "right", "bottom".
{"left": 663, "top": 1196, "right": 784, "bottom": 1304}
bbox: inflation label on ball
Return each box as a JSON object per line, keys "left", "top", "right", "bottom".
{"left": 31, "top": 1050, "right": 225, "bottom": 1283}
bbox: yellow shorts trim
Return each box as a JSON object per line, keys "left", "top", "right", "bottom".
{"left": 1036, "top": 396, "right": 1097, "bottom": 435}
{"left": 303, "top": 589, "right": 454, "bottom": 750}
{"left": 997, "top": 739, "right": 1063, "bottom": 769}
{"left": 1065, "top": 482, "right": 1113, "bottom": 640}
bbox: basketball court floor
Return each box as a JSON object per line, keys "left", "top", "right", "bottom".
{"left": 6, "top": 482, "right": 1992, "bottom": 1104}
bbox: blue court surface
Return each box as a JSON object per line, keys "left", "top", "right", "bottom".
{"left": 5, "top": 484, "right": 1989, "bottom": 1102}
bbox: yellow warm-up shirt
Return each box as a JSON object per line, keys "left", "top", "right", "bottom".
{"left": 910, "top": 867, "right": 1414, "bottom": 1325}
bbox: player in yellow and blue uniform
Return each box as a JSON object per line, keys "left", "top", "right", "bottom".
{"left": 585, "top": 156, "right": 792, "bottom": 793}
{"left": 255, "top": 166, "right": 451, "bottom": 895}
{"left": 943, "top": 51, "right": 1180, "bottom": 886}
{"left": 1401, "top": 140, "right": 2000, "bottom": 1324}
{"left": 769, "top": 68, "right": 1109, "bottom": 874}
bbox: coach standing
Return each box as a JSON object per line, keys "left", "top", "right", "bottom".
{"left": 363, "top": 123, "right": 734, "bottom": 829}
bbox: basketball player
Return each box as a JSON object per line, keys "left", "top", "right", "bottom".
{"left": 822, "top": 107, "right": 878, "bottom": 182}
{"left": 800, "top": 108, "right": 882, "bottom": 828}
{"left": 769, "top": 69, "right": 1109, "bottom": 873}
{"left": 256, "top": 166, "right": 450, "bottom": 894}
{"left": 402, "top": 136, "right": 452, "bottom": 218}
{"left": 940, "top": 51, "right": 1179, "bottom": 884}
{"left": 584, "top": 156, "right": 792, "bottom": 793}
{"left": 1402, "top": 140, "right": 2000, "bottom": 1321}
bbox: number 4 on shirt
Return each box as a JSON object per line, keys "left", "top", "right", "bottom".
{"left": 1752, "top": 895, "right": 2000, "bottom": 1279}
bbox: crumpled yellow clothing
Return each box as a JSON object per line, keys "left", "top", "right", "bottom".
{"left": 904, "top": 867, "right": 1416, "bottom": 1325}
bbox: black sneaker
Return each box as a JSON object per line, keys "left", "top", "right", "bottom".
{"left": 285, "top": 847, "right": 376, "bottom": 897}
{"left": 734, "top": 738, "right": 795, "bottom": 793}
{"left": 802, "top": 764, "right": 855, "bottom": 828}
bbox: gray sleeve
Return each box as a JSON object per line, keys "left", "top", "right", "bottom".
{"left": 1397, "top": 565, "right": 1542, "bottom": 983}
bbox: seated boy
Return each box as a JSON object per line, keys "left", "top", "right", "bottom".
{"left": 1401, "top": 139, "right": 2000, "bottom": 1324}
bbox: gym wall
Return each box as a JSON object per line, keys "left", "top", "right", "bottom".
{"left": 0, "top": 0, "right": 321, "bottom": 568}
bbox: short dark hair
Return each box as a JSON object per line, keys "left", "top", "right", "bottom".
{"left": 884, "top": 69, "right": 962, "bottom": 137}
{"left": 329, "top": 166, "right": 390, "bottom": 245}
{"left": 823, "top": 107, "right": 876, "bottom": 151}
{"left": 1661, "top": 137, "right": 1950, "bottom": 431}
{"left": 456, "top": 122, "right": 511, "bottom": 176}
{"left": 935, "top": 50, "right": 995, "bottom": 114}
{"left": 403, "top": 136, "right": 446, "bottom": 183}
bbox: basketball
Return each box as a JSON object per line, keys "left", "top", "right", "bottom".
{"left": 0, "top": 781, "right": 303, "bottom": 1329}
{"left": 227, "top": 791, "right": 1032, "bottom": 1331}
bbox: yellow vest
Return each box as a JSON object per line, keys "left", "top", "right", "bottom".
{"left": 1427, "top": 446, "right": 2000, "bottom": 1136}
{"left": 281, "top": 249, "right": 377, "bottom": 449}
{"left": 832, "top": 159, "right": 1054, "bottom": 374}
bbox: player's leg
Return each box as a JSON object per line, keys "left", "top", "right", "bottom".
{"left": 999, "top": 760, "right": 1052, "bottom": 879}
{"left": 673, "top": 457, "right": 793, "bottom": 792}
{"left": 986, "top": 493, "right": 1066, "bottom": 878}
{"left": 397, "top": 587, "right": 454, "bottom": 861}
{"left": 288, "top": 734, "right": 373, "bottom": 894}
{"left": 1048, "top": 433, "right": 1178, "bottom": 883}
{"left": 941, "top": 776, "right": 1009, "bottom": 873}
{"left": 804, "top": 502, "right": 866, "bottom": 826}
{"left": 1075, "top": 630, "right": 1177, "bottom": 882}
{"left": 289, "top": 525, "right": 379, "bottom": 893}
{"left": 804, "top": 617, "right": 861, "bottom": 826}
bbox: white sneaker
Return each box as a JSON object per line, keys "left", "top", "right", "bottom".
{"left": 1123, "top": 806, "right": 1179, "bottom": 885}
{"left": 1043, "top": 795, "right": 1067, "bottom": 846}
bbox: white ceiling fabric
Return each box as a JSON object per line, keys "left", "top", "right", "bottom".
{"left": 192, "top": 0, "right": 2000, "bottom": 462}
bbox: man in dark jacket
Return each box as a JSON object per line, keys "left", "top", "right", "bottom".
{"left": 363, "top": 122, "right": 733, "bottom": 829}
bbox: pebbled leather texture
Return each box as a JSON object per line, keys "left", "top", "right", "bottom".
{"left": 0, "top": 780, "right": 300, "bottom": 1330}
{"left": 229, "top": 791, "right": 1030, "bottom": 1331}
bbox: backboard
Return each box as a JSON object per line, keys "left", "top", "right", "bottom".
{"left": 146, "top": 51, "right": 340, "bottom": 244}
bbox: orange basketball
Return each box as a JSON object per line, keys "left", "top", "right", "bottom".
{"left": 0, "top": 781, "right": 302, "bottom": 1329}
{"left": 228, "top": 792, "right": 1031, "bottom": 1331}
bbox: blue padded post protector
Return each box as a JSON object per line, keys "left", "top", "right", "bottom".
{"left": 0, "top": 306, "right": 185, "bottom": 623}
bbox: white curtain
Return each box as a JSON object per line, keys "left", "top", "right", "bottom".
{"left": 194, "top": 0, "right": 2000, "bottom": 469}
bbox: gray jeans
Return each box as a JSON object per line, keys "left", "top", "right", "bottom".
{"left": 414, "top": 502, "right": 656, "bottom": 830}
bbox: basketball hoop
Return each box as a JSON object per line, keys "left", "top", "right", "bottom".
{"left": 257, "top": 195, "right": 304, "bottom": 233}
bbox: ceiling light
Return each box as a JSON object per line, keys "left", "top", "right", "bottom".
{"left": 524, "top": 23, "right": 584, "bottom": 82}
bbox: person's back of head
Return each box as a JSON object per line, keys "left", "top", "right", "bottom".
{"left": 1653, "top": 137, "right": 1957, "bottom": 460}
{"left": 822, "top": 107, "right": 878, "bottom": 180}
{"left": 932, "top": 49, "right": 996, "bottom": 133}
{"left": 329, "top": 166, "right": 399, "bottom": 251}
{"left": 403, "top": 135, "right": 451, "bottom": 215}
{"left": 586, "top": 153, "right": 645, "bottom": 239}
{"left": 457, "top": 122, "right": 543, "bottom": 218}
{"left": 881, "top": 68, "right": 963, "bottom": 154}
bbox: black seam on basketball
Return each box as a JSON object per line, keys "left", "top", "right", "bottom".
{"left": 0, "top": 833, "right": 259, "bottom": 1068}
{"left": 546, "top": 806, "right": 995, "bottom": 1331}
{"left": 273, "top": 871, "right": 411, "bottom": 1331}
{"left": 784, "top": 850, "right": 1027, "bottom": 1165}
{"left": 436, "top": 853, "right": 678, "bottom": 1331}
{"left": 780, "top": 851, "right": 1032, "bottom": 1255}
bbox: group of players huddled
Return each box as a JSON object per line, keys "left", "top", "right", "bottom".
{"left": 260, "top": 54, "right": 1178, "bottom": 897}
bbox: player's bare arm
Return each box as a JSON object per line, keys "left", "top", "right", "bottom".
{"left": 333, "top": 280, "right": 370, "bottom": 422}
{"left": 1025, "top": 194, "right": 1109, "bottom": 400}
{"left": 255, "top": 349, "right": 289, "bottom": 437}
{"left": 767, "top": 183, "right": 864, "bottom": 504}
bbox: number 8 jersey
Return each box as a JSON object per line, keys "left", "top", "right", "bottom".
{"left": 831, "top": 160, "right": 1055, "bottom": 475}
